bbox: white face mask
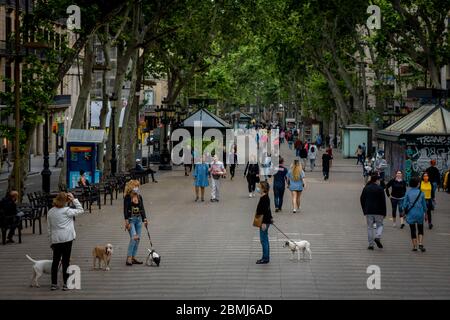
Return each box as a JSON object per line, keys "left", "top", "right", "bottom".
{"left": 132, "top": 187, "right": 140, "bottom": 193}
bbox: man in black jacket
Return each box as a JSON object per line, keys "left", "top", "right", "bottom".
{"left": 425, "top": 160, "right": 440, "bottom": 201}
{"left": 0, "top": 190, "right": 19, "bottom": 243}
{"left": 360, "top": 174, "right": 386, "bottom": 250}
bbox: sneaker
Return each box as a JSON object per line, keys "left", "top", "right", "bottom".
{"left": 51, "top": 284, "right": 59, "bottom": 291}
{"left": 400, "top": 224, "right": 405, "bottom": 229}
{"left": 293, "top": 209, "right": 296, "bottom": 213}
{"left": 126, "top": 259, "right": 133, "bottom": 266}
{"left": 412, "top": 247, "right": 418, "bottom": 252}
{"left": 256, "top": 259, "right": 269, "bottom": 264}
{"left": 249, "top": 193, "right": 253, "bottom": 198}
{"left": 374, "top": 238, "right": 383, "bottom": 248}
{"left": 195, "top": 197, "right": 199, "bottom": 202}
{"left": 210, "top": 199, "right": 215, "bottom": 202}
{"left": 62, "top": 285, "right": 70, "bottom": 291}
{"left": 275, "top": 208, "right": 280, "bottom": 213}
{"left": 6, "top": 238, "right": 14, "bottom": 244}
{"left": 201, "top": 199, "right": 204, "bottom": 202}
{"left": 419, "top": 245, "right": 426, "bottom": 252}
{"left": 367, "top": 246, "right": 374, "bottom": 250}
{"left": 373, "top": 223, "right": 377, "bottom": 229}
{"left": 429, "top": 224, "right": 433, "bottom": 230}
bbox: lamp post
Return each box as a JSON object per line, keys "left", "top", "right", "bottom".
{"left": 41, "top": 110, "right": 51, "bottom": 193}
{"left": 109, "top": 93, "right": 118, "bottom": 175}
{"left": 158, "top": 102, "right": 177, "bottom": 170}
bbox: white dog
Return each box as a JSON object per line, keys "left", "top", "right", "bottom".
{"left": 26, "top": 254, "right": 56, "bottom": 287}
{"left": 92, "top": 243, "right": 113, "bottom": 271}
{"left": 283, "top": 240, "right": 312, "bottom": 261}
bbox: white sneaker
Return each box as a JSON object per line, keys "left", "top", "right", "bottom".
{"left": 249, "top": 193, "right": 253, "bottom": 198}
{"left": 373, "top": 223, "right": 377, "bottom": 229}
{"left": 293, "top": 209, "right": 296, "bottom": 213}
{"left": 393, "top": 223, "right": 397, "bottom": 227}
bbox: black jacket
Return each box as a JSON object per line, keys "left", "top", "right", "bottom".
{"left": 123, "top": 194, "right": 147, "bottom": 220}
{"left": 360, "top": 183, "right": 386, "bottom": 216}
{"left": 256, "top": 194, "right": 273, "bottom": 224}
{"left": 244, "top": 163, "right": 260, "bottom": 176}
{"left": 426, "top": 166, "right": 440, "bottom": 184}
{"left": 385, "top": 179, "right": 407, "bottom": 198}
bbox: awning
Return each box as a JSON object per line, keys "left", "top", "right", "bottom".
{"left": 67, "top": 129, "right": 106, "bottom": 143}
{"left": 182, "top": 108, "right": 231, "bottom": 128}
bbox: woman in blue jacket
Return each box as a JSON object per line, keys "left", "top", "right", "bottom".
{"left": 401, "top": 177, "right": 427, "bottom": 252}
{"left": 193, "top": 155, "right": 210, "bottom": 202}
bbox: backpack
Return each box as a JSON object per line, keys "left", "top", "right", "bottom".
{"left": 310, "top": 146, "right": 315, "bottom": 153}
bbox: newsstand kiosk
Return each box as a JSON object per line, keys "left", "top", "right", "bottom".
{"left": 66, "top": 129, "right": 105, "bottom": 189}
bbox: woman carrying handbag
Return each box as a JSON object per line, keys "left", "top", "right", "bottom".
{"left": 253, "top": 181, "right": 273, "bottom": 264}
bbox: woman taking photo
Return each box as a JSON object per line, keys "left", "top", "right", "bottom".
{"left": 287, "top": 160, "right": 306, "bottom": 213}
{"left": 385, "top": 170, "right": 407, "bottom": 228}
{"left": 420, "top": 173, "right": 434, "bottom": 230}
{"left": 47, "top": 192, "right": 84, "bottom": 290}
{"left": 255, "top": 181, "right": 273, "bottom": 264}
{"left": 401, "top": 177, "right": 427, "bottom": 252}
{"left": 193, "top": 155, "right": 210, "bottom": 202}
{"left": 244, "top": 156, "right": 260, "bottom": 198}
{"left": 124, "top": 180, "right": 148, "bottom": 266}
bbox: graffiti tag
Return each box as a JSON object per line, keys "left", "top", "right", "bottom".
{"left": 415, "top": 136, "right": 450, "bottom": 146}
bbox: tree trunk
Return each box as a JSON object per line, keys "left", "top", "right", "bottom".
{"left": 58, "top": 37, "right": 94, "bottom": 188}
{"left": 8, "top": 126, "right": 34, "bottom": 198}
{"left": 119, "top": 50, "right": 139, "bottom": 172}
{"left": 428, "top": 57, "right": 442, "bottom": 89}
{"left": 321, "top": 67, "right": 351, "bottom": 125}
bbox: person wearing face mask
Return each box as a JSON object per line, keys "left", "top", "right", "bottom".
{"left": 254, "top": 181, "right": 273, "bottom": 264}
{"left": 420, "top": 173, "right": 434, "bottom": 230}
{"left": 193, "top": 155, "right": 210, "bottom": 202}
{"left": 385, "top": 171, "right": 407, "bottom": 228}
{"left": 123, "top": 180, "right": 148, "bottom": 266}
{"left": 209, "top": 155, "right": 226, "bottom": 202}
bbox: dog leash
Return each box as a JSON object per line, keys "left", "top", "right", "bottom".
{"left": 144, "top": 225, "right": 153, "bottom": 248}
{"left": 271, "top": 223, "right": 298, "bottom": 245}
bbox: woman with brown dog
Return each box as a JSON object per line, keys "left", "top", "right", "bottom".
{"left": 47, "top": 192, "right": 84, "bottom": 291}
{"left": 124, "top": 180, "right": 148, "bottom": 266}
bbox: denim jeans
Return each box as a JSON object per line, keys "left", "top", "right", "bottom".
{"left": 390, "top": 198, "right": 403, "bottom": 218}
{"left": 288, "top": 141, "right": 293, "bottom": 150}
{"left": 310, "top": 159, "right": 316, "bottom": 171}
{"left": 366, "top": 215, "right": 384, "bottom": 247}
{"left": 273, "top": 186, "right": 285, "bottom": 210}
{"left": 260, "top": 225, "right": 270, "bottom": 261}
{"left": 128, "top": 216, "right": 142, "bottom": 257}
{"left": 295, "top": 149, "right": 301, "bottom": 157}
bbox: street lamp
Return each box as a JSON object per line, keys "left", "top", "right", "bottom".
{"left": 158, "top": 102, "right": 178, "bottom": 170}
{"left": 109, "top": 92, "right": 118, "bottom": 176}
{"left": 41, "top": 108, "right": 51, "bottom": 193}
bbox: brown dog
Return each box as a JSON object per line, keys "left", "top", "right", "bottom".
{"left": 92, "top": 244, "right": 113, "bottom": 271}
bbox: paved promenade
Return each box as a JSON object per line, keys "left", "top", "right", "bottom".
{"left": 0, "top": 143, "right": 449, "bottom": 299}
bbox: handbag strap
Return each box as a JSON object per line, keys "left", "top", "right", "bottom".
{"left": 405, "top": 191, "right": 422, "bottom": 215}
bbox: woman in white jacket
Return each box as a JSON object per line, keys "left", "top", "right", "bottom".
{"left": 47, "top": 192, "right": 84, "bottom": 290}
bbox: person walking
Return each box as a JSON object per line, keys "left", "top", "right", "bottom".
{"left": 425, "top": 160, "right": 440, "bottom": 203}
{"left": 401, "top": 177, "right": 427, "bottom": 252}
{"left": 193, "top": 155, "right": 209, "bottom": 202}
{"left": 300, "top": 145, "right": 308, "bottom": 169}
{"left": 385, "top": 171, "right": 407, "bottom": 228}
{"left": 287, "top": 160, "right": 306, "bottom": 213}
{"left": 183, "top": 145, "right": 193, "bottom": 177}
{"left": 262, "top": 152, "right": 272, "bottom": 181}
{"left": 244, "top": 156, "right": 260, "bottom": 198}
{"left": 228, "top": 145, "right": 237, "bottom": 180}
{"left": 279, "top": 130, "right": 285, "bottom": 144}
{"left": 316, "top": 134, "right": 322, "bottom": 150}
{"left": 123, "top": 180, "right": 148, "bottom": 266}
{"left": 54, "top": 147, "right": 64, "bottom": 168}
{"left": 420, "top": 173, "right": 434, "bottom": 230}
{"left": 47, "top": 192, "right": 84, "bottom": 290}
{"left": 360, "top": 174, "right": 386, "bottom": 250}
{"left": 374, "top": 152, "right": 388, "bottom": 188}
{"left": 254, "top": 181, "right": 273, "bottom": 264}
{"left": 322, "top": 148, "right": 333, "bottom": 180}
{"left": 209, "top": 155, "right": 226, "bottom": 202}
{"left": 273, "top": 157, "right": 288, "bottom": 212}
{"left": 294, "top": 138, "right": 302, "bottom": 157}
{"left": 287, "top": 131, "right": 294, "bottom": 150}
{"left": 307, "top": 144, "right": 317, "bottom": 172}
{"left": 355, "top": 145, "right": 364, "bottom": 165}
{"left": 361, "top": 143, "right": 367, "bottom": 159}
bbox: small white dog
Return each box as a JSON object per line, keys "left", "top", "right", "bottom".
{"left": 283, "top": 240, "right": 312, "bottom": 261}
{"left": 26, "top": 254, "right": 56, "bottom": 287}
{"left": 145, "top": 249, "right": 161, "bottom": 267}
